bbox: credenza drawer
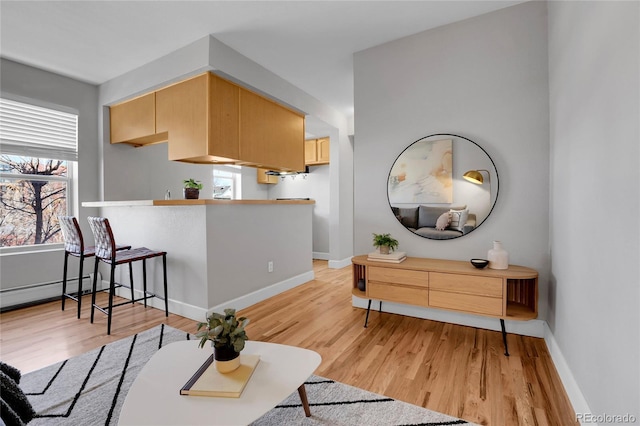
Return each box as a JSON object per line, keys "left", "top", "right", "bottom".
{"left": 429, "top": 273, "right": 502, "bottom": 297}
{"left": 368, "top": 267, "right": 428, "bottom": 288}
{"left": 429, "top": 290, "right": 503, "bottom": 316}
{"left": 368, "top": 282, "right": 429, "bottom": 307}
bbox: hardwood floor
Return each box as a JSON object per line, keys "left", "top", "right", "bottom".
{"left": 0, "top": 260, "right": 577, "bottom": 425}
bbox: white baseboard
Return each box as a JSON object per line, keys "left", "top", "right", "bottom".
{"left": 544, "top": 322, "right": 592, "bottom": 424}
{"left": 328, "top": 256, "right": 353, "bottom": 269}
{"left": 351, "top": 296, "right": 545, "bottom": 337}
{"left": 114, "top": 270, "right": 315, "bottom": 322}
{"left": 207, "top": 270, "right": 314, "bottom": 316}
{"left": 312, "top": 252, "right": 330, "bottom": 260}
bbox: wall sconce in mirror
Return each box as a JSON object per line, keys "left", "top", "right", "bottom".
{"left": 388, "top": 134, "right": 499, "bottom": 240}
{"left": 463, "top": 169, "right": 489, "bottom": 185}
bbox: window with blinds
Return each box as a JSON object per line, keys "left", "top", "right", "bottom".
{"left": 0, "top": 97, "right": 78, "bottom": 247}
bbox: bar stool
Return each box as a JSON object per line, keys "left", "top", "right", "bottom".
{"left": 87, "top": 216, "right": 169, "bottom": 335}
{"left": 58, "top": 216, "right": 131, "bottom": 319}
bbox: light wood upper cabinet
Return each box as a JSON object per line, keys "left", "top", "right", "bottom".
{"left": 239, "top": 89, "right": 305, "bottom": 172}
{"left": 316, "top": 137, "right": 330, "bottom": 164}
{"left": 305, "top": 139, "right": 317, "bottom": 164}
{"left": 256, "top": 168, "right": 279, "bottom": 184}
{"left": 305, "top": 137, "right": 330, "bottom": 166}
{"left": 110, "top": 92, "right": 167, "bottom": 145}
{"left": 110, "top": 72, "right": 304, "bottom": 171}
{"left": 157, "top": 73, "right": 239, "bottom": 163}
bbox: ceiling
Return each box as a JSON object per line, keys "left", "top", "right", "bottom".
{"left": 0, "top": 1, "right": 523, "bottom": 117}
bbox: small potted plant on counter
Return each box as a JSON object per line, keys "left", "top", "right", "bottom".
{"left": 183, "top": 178, "right": 203, "bottom": 199}
{"left": 372, "top": 233, "right": 399, "bottom": 254}
{"left": 196, "top": 308, "right": 250, "bottom": 373}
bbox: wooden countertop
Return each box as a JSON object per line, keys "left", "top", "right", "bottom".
{"left": 82, "top": 199, "right": 315, "bottom": 207}
{"left": 351, "top": 254, "right": 538, "bottom": 279}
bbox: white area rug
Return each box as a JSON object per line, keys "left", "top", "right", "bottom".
{"left": 21, "top": 324, "right": 475, "bottom": 425}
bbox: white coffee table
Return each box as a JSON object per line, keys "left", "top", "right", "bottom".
{"left": 119, "top": 340, "right": 322, "bottom": 425}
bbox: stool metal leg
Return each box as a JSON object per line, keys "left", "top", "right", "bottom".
{"left": 107, "top": 263, "right": 116, "bottom": 335}
{"left": 162, "top": 254, "right": 169, "bottom": 316}
{"left": 91, "top": 258, "right": 99, "bottom": 323}
{"left": 76, "top": 253, "right": 84, "bottom": 319}
{"left": 61, "top": 251, "right": 69, "bottom": 311}
{"left": 129, "top": 262, "right": 135, "bottom": 304}
{"left": 142, "top": 259, "right": 148, "bottom": 308}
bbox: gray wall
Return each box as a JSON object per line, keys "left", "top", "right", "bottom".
{"left": 0, "top": 59, "right": 100, "bottom": 305}
{"left": 269, "top": 164, "right": 331, "bottom": 257}
{"left": 99, "top": 35, "right": 353, "bottom": 265}
{"left": 354, "top": 1, "right": 550, "bottom": 322}
{"left": 548, "top": 0, "right": 639, "bottom": 419}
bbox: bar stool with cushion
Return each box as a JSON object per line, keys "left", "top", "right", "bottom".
{"left": 87, "top": 216, "right": 169, "bottom": 335}
{"left": 58, "top": 216, "right": 130, "bottom": 319}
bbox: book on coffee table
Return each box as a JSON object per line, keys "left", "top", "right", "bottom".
{"left": 180, "top": 354, "right": 260, "bottom": 398}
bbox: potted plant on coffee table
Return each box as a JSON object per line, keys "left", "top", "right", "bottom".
{"left": 372, "top": 233, "right": 399, "bottom": 255}
{"left": 183, "top": 178, "right": 203, "bottom": 199}
{"left": 196, "top": 308, "right": 250, "bottom": 373}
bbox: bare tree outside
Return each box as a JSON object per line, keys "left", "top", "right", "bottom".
{"left": 0, "top": 155, "right": 67, "bottom": 247}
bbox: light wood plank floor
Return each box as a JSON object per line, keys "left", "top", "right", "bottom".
{"left": 0, "top": 260, "right": 576, "bottom": 425}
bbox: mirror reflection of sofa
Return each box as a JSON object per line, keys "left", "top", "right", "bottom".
{"left": 392, "top": 205, "right": 476, "bottom": 240}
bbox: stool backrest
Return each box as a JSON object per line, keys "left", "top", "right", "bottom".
{"left": 59, "top": 216, "right": 84, "bottom": 255}
{"left": 87, "top": 217, "right": 117, "bottom": 260}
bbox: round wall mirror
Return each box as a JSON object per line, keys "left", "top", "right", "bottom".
{"left": 387, "top": 133, "right": 499, "bottom": 240}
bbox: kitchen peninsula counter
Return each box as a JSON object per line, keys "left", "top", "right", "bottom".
{"left": 83, "top": 199, "right": 315, "bottom": 207}
{"left": 81, "top": 199, "right": 314, "bottom": 321}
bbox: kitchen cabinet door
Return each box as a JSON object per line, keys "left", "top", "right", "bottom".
{"left": 316, "top": 137, "right": 330, "bottom": 164}
{"left": 304, "top": 137, "right": 330, "bottom": 166}
{"left": 157, "top": 73, "right": 239, "bottom": 163}
{"left": 239, "top": 89, "right": 304, "bottom": 172}
{"left": 110, "top": 92, "right": 165, "bottom": 145}
{"left": 305, "top": 139, "right": 317, "bottom": 164}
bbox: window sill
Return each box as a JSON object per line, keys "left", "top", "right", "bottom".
{"left": 0, "top": 243, "right": 64, "bottom": 257}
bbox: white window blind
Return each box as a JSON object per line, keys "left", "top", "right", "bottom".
{"left": 0, "top": 97, "right": 78, "bottom": 161}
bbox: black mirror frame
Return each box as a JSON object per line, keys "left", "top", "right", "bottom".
{"left": 387, "top": 133, "right": 499, "bottom": 240}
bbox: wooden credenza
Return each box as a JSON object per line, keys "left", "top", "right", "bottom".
{"left": 351, "top": 255, "right": 538, "bottom": 355}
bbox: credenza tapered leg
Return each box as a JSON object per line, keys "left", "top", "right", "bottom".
{"left": 500, "top": 319, "right": 510, "bottom": 356}
{"left": 364, "top": 299, "right": 372, "bottom": 328}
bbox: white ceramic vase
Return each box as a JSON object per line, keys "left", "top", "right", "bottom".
{"left": 487, "top": 241, "right": 509, "bottom": 270}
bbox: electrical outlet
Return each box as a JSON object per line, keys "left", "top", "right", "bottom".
{"left": 268, "top": 261, "right": 274, "bottom": 273}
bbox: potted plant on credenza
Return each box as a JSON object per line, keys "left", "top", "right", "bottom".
{"left": 372, "top": 233, "right": 399, "bottom": 254}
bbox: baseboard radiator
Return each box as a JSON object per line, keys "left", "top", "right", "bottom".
{"left": 0, "top": 274, "right": 100, "bottom": 312}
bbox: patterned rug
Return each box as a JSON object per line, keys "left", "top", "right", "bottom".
{"left": 20, "top": 324, "right": 475, "bottom": 425}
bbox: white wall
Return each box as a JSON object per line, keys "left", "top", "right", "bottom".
{"left": 354, "top": 1, "right": 550, "bottom": 328}
{"left": 0, "top": 59, "right": 101, "bottom": 306}
{"left": 548, "top": 1, "right": 639, "bottom": 419}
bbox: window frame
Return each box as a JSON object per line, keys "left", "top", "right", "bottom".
{"left": 0, "top": 94, "right": 78, "bottom": 253}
